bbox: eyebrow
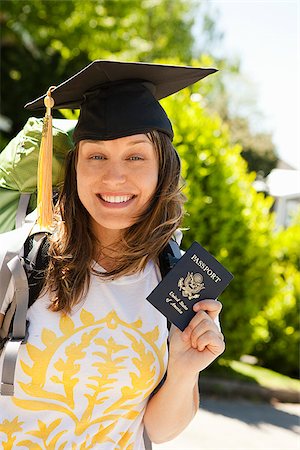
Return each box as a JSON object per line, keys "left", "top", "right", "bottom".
{"left": 126, "top": 139, "right": 153, "bottom": 146}
{"left": 85, "top": 138, "right": 153, "bottom": 146}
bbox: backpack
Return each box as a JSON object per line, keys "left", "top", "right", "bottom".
{"left": 0, "top": 117, "right": 76, "bottom": 233}
{"left": 0, "top": 116, "right": 75, "bottom": 396}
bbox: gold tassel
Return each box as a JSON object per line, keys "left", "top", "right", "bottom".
{"left": 37, "top": 86, "right": 56, "bottom": 229}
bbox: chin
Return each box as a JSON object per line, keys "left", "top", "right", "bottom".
{"left": 92, "top": 218, "right": 134, "bottom": 234}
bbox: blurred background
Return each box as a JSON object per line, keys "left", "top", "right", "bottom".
{"left": 0, "top": 0, "right": 299, "bottom": 433}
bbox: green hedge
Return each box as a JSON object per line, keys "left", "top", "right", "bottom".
{"left": 251, "top": 212, "right": 300, "bottom": 377}
{"left": 163, "top": 92, "right": 276, "bottom": 359}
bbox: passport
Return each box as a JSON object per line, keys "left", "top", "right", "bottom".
{"left": 147, "top": 241, "right": 234, "bottom": 331}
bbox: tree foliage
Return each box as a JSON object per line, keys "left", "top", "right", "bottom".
{"left": 206, "top": 72, "right": 279, "bottom": 176}
{"left": 1, "top": 0, "right": 278, "bottom": 174}
{"left": 1, "top": 0, "right": 196, "bottom": 143}
{"left": 229, "top": 117, "right": 278, "bottom": 177}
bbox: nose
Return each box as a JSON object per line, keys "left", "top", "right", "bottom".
{"left": 101, "top": 161, "right": 127, "bottom": 185}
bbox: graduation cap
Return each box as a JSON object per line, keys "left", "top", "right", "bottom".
{"left": 25, "top": 60, "right": 217, "bottom": 141}
{"left": 24, "top": 60, "right": 217, "bottom": 228}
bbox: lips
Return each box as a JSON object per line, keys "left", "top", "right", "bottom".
{"left": 98, "top": 194, "right": 135, "bottom": 204}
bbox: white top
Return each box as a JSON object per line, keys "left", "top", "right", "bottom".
{"left": 0, "top": 261, "right": 168, "bottom": 449}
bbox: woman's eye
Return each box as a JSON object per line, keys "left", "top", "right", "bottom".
{"left": 129, "top": 155, "right": 143, "bottom": 161}
{"left": 90, "top": 155, "right": 105, "bottom": 160}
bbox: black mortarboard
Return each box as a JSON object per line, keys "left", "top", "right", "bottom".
{"left": 25, "top": 60, "right": 217, "bottom": 142}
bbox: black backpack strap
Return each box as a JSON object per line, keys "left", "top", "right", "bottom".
{"left": 24, "top": 233, "right": 50, "bottom": 308}
{"left": 158, "top": 239, "right": 181, "bottom": 280}
{"left": 158, "top": 239, "right": 181, "bottom": 334}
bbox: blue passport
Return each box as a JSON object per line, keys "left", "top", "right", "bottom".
{"left": 147, "top": 241, "right": 234, "bottom": 331}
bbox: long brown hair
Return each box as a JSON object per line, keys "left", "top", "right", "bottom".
{"left": 45, "top": 130, "right": 185, "bottom": 313}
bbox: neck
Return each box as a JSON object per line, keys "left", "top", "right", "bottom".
{"left": 92, "top": 223, "right": 124, "bottom": 271}
{"left": 97, "top": 245, "right": 121, "bottom": 272}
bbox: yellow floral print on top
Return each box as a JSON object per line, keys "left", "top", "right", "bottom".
{"left": 0, "top": 261, "right": 168, "bottom": 450}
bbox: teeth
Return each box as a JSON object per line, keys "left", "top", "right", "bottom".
{"left": 101, "top": 195, "right": 133, "bottom": 203}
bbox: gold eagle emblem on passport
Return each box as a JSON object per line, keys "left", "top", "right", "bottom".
{"left": 178, "top": 272, "right": 205, "bottom": 300}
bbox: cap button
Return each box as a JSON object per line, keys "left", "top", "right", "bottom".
{"left": 44, "top": 96, "right": 55, "bottom": 108}
{"left": 44, "top": 86, "right": 56, "bottom": 109}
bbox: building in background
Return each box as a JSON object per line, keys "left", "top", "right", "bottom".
{"left": 266, "top": 166, "right": 300, "bottom": 228}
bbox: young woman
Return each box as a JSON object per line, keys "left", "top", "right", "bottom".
{"left": 0, "top": 61, "right": 224, "bottom": 449}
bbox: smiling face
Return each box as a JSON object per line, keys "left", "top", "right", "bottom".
{"left": 76, "top": 134, "right": 159, "bottom": 242}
